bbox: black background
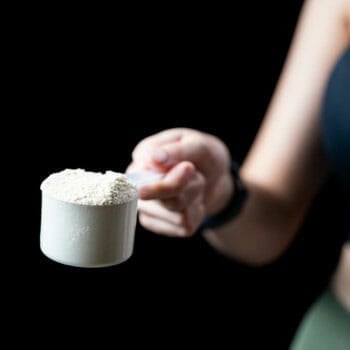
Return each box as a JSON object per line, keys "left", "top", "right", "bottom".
{"left": 17, "top": 1, "right": 348, "bottom": 348}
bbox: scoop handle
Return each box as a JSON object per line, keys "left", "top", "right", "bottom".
{"left": 126, "top": 171, "right": 164, "bottom": 187}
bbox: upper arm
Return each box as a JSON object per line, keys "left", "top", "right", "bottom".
{"left": 242, "top": 0, "right": 350, "bottom": 212}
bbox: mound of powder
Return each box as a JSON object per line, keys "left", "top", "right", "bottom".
{"left": 40, "top": 169, "right": 138, "bottom": 206}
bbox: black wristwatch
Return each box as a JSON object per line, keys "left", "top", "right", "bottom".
{"left": 201, "top": 162, "right": 248, "bottom": 230}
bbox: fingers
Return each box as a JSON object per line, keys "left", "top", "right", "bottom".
{"left": 150, "top": 136, "right": 208, "bottom": 170}
{"left": 136, "top": 160, "right": 206, "bottom": 238}
{"left": 131, "top": 128, "right": 215, "bottom": 174}
{"left": 130, "top": 128, "right": 230, "bottom": 187}
{"left": 161, "top": 173, "right": 205, "bottom": 211}
{"left": 138, "top": 198, "right": 206, "bottom": 237}
{"left": 139, "top": 161, "right": 197, "bottom": 200}
{"left": 139, "top": 213, "right": 188, "bottom": 237}
{"left": 132, "top": 129, "right": 184, "bottom": 165}
{"left": 149, "top": 135, "right": 229, "bottom": 182}
{"left": 129, "top": 128, "right": 232, "bottom": 238}
{"left": 138, "top": 200, "right": 185, "bottom": 226}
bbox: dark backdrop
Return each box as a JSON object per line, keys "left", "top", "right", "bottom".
{"left": 20, "top": 1, "right": 348, "bottom": 348}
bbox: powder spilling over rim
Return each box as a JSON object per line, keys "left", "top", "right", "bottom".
{"left": 40, "top": 169, "right": 138, "bottom": 206}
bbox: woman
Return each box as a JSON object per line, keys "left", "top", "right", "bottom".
{"left": 128, "top": 0, "right": 350, "bottom": 348}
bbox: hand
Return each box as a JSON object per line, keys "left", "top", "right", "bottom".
{"left": 128, "top": 128, "right": 234, "bottom": 237}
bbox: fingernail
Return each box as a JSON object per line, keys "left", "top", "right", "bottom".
{"left": 153, "top": 149, "right": 168, "bottom": 164}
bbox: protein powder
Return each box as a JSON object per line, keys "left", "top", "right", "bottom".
{"left": 40, "top": 169, "right": 138, "bottom": 206}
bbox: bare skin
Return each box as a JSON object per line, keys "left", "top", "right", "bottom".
{"left": 128, "top": 0, "right": 350, "bottom": 309}
{"left": 333, "top": 244, "right": 350, "bottom": 311}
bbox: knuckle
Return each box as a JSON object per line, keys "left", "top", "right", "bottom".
{"left": 169, "top": 145, "right": 183, "bottom": 163}
{"left": 132, "top": 139, "right": 155, "bottom": 160}
{"left": 182, "top": 161, "right": 195, "bottom": 173}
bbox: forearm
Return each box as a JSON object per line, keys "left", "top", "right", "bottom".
{"left": 204, "top": 175, "right": 318, "bottom": 266}
{"left": 204, "top": 126, "right": 329, "bottom": 266}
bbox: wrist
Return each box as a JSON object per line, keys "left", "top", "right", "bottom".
{"left": 201, "top": 162, "right": 248, "bottom": 230}
{"left": 206, "top": 170, "right": 235, "bottom": 217}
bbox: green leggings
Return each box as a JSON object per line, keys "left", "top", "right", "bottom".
{"left": 291, "top": 290, "right": 350, "bottom": 349}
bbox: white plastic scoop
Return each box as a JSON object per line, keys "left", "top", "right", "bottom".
{"left": 40, "top": 169, "right": 165, "bottom": 268}
{"left": 126, "top": 170, "right": 164, "bottom": 187}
